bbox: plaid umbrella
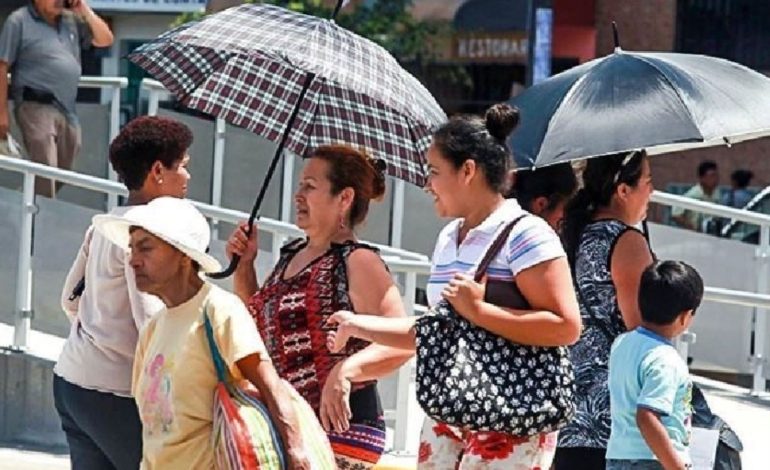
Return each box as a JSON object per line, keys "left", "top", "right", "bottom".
{"left": 129, "top": 3, "right": 445, "bottom": 187}
{"left": 128, "top": 2, "right": 445, "bottom": 277}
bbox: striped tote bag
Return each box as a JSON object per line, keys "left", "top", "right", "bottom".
{"left": 203, "top": 310, "right": 336, "bottom": 470}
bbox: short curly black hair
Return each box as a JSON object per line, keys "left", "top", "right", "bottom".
{"left": 109, "top": 116, "right": 193, "bottom": 190}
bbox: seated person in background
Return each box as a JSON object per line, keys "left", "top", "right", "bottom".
{"left": 721, "top": 169, "right": 754, "bottom": 209}
{"left": 606, "top": 260, "right": 704, "bottom": 470}
{"left": 506, "top": 162, "right": 578, "bottom": 232}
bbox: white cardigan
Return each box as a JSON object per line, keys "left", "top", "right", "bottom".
{"left": 56, "top": 206, "right": 164, "bottom": 397}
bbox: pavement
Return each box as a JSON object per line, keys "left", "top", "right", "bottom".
{"left": 0, "top": 447, "right": 69, "bottom": 470}
{"left": 690, "top": 376, "right": 770, "bottom": 469}
{"left": 1, "top": 375, "right": 768, "bottom": 470}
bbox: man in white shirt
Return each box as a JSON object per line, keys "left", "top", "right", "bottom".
{"left": 671, "top": 160, "right": 720, "bottom": 232}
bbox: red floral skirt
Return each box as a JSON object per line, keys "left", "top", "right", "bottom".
{"left": 417, "top": 417, "right": 558, "bottom": 469}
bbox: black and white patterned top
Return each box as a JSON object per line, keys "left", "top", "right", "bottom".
{"left": 558, "top": 219, "right": 645, "bottom": 449}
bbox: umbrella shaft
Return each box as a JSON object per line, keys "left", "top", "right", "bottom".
{"left": 209, "top": 71, "right": 316, "bottom": 280}
{"left": 332, "top": 0, "right": 345, "bottom": 20}
{"left": 247, "top": 71, "right": 316, "bottom": 232}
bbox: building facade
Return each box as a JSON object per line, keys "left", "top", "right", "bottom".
{"left": 2, "top": 0, "right": 768, "bottom": 194}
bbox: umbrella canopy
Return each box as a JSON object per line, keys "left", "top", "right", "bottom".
{"left": 129, "top": 3, "right": 446, "bottom": 187}
{"left": 508, "top": 49, "right": 770, "bottom": 168}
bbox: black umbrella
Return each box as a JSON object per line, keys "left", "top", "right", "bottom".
{"left": 509, "top": 32, "right": 770, "bottom": 169}
{"left": 128, "top": 2, "right": 446, "bottom": 278}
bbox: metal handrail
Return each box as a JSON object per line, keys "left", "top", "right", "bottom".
{"left": 0, "top": 155, "right": 126, "bottom": 195}
{"left": 0, "top": 155, "right": 429, "bottom": 264}
{"left": 704, "top": 287, "right": 770, "bottom": 310}
{"left": 0, "top": 152, "right": 429, "bottom": 452}
{"left": 6, "top": 154, "right": 770, "bottom": 299}
{"left": 78, "top": 76, "right": 128, "bottom": 89}
{"left": 651, "top": 190, "right": 770, "bottom": 226}
{"left": 141, "top": 78, "right": 166, "bottom": 92}
{"left": 652, "top": 189, "right": 770, "bottom": 394}
{"left": 6, "top": 75, "right": 127, "bottom": 88}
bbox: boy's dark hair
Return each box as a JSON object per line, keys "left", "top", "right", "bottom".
{"left": 639, "top": 260, "right": 704, "bottom": 325}
{"left": 697, "top": 160, "right": 718, "bottom": 178}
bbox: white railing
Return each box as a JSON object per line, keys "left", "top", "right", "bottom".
{"left": 4, "top": 157, "right": 770, "bottom": 458}
{"left": 5, "top": 74, "right": 127, "bottom": 209}
{"left": 651, "top": 190, "right": 770, "bottom": 394}
{"left": 4, "top": 74, "right": 770, "bottom": 447}
{"left": 78, "top": 76, "right": 127, "bottom": 209}
{"left": 0, "top": 154, "right": 426, "bottom": 452}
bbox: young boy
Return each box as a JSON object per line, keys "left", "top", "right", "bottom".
{"left": 606, "top": 260, "right": 704, "bottom": 470}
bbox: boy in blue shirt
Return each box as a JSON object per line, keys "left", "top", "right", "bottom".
{"left": 606, "top": 260, "right": 703, "bottom": 470}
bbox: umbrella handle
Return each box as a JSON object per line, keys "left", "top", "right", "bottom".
{"left": 612, "top": 22, "right": 621, "bottom": 50}
{"left": 207, "top": 71, "right": 316, "bottom": 280}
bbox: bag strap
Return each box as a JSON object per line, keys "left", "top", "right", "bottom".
{"left": 202, "top": 300, "right": 227, "bottom": 383}
{"left": 474, "top": 215, "right": 528, "bottom": 282}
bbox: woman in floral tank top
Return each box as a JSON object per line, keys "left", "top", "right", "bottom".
{"left": 226, "top": 144, "right": 413, "bottom": 469}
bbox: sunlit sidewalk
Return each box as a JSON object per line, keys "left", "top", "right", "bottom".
{"left": 0, "top": 448, "right": 418, "bottom": 470}
{"left": 1, "top": 375, "right": 768, "bottom": 470}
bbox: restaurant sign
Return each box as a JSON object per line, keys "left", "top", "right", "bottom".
{"left": 453, "top": 31, "right": 529, "bottom": 64}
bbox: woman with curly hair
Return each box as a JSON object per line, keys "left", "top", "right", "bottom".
{"left": 56, "top": 116, "right": 193, "bottom": 470}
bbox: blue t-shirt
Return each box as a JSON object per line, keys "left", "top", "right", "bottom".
{"left": 606, "top": 327, "right": 693, "bottom": 463}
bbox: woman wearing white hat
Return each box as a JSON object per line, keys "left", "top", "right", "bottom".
{"left": 56, "top": 116, "right": 192, "bottom": 470}
{"left": 93, "top": 197, "right": 311, "bottom": 470}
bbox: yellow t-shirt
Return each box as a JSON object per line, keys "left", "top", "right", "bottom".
{"left": 132, "top": 282, "right": 268, "bottom": 470}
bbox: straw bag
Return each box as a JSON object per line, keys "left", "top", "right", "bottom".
{"left": 203, "top": 308, "right": 336, "bottom": 469}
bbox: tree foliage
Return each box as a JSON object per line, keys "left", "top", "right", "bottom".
{"left": 173, "top": 0, "right": 448, "bottom": 63}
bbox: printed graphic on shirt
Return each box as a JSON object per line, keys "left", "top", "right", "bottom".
{"left": 683, "top": 380, "right": 693, "bottom": 446}
{"left": 141, "top": 353, "right": 175, "bottom": 436}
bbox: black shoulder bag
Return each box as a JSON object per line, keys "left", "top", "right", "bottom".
{"left": 414, "top": 216, "right": 575, "bottom": 436}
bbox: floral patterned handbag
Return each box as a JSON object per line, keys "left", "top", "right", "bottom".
{"left": 414, "top": 216, "right": 576, "bottom": 436}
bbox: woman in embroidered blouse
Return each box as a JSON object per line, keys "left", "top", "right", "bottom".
{"left": 226, "top": 144, "right": 413, "bottom": 469}
{"left": 327, "top": 104, "right": 581, "bottom": 469}
{"left": 553, "top": 151, "right": 654, "bottom": 470}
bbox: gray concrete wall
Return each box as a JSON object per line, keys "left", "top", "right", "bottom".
{"left": 0, "top": 352, "right": 66, "bottom": 451}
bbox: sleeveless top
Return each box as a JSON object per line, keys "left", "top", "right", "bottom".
{"left": 558, "top": 219, "right": 647, "bottom": 449}
{"left": 247, "top": 238, "right": 380, "bottom": 418}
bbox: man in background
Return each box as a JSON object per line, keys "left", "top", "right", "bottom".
{"left": 671, "top": 160, "right": 720, "bottom": 232}
{"left": 0, "top": 0, "right": 113, "bottom": 197}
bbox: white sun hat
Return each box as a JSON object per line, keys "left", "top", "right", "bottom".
{"left": 92, "top": 197, "right": 222, "bottom": 273}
